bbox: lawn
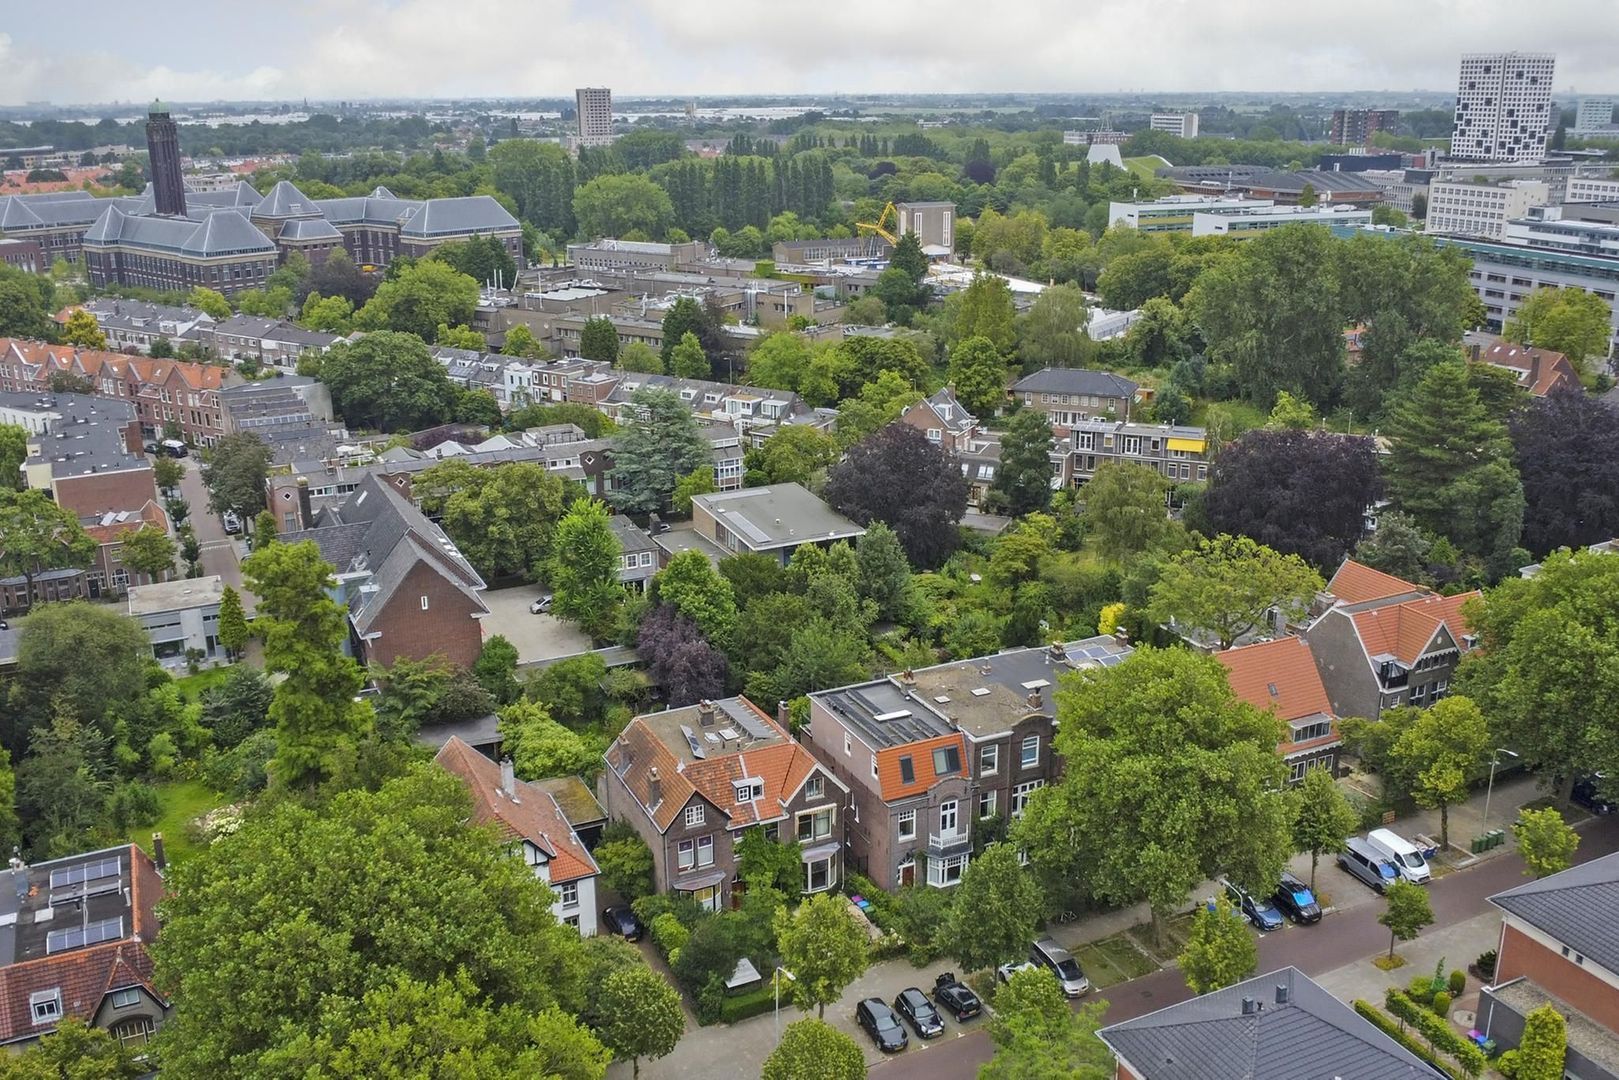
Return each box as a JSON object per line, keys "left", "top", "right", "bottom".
{"left": 117, "top": 779, "right": 232, "bottom": 865}
{"left": 1074, "top": 936, "right": 1160, "bottom": 988}
{"left": 1126, "top": 912, "right": 1197, "bottom": 963}
{"left": 1124, "top": 155, "right": 1170, "bottom": 180}
{"left": 171, "top": 665, "right": 233, "bottom": 703}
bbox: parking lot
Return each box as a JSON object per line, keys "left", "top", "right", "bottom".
{"left": 479, "top": 585, "right": 592, "bottom": 664}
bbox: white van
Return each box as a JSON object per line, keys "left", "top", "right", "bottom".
{"left": 1367, "top": 828, "right": 1431, "bottom": 885}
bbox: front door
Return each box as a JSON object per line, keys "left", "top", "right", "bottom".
{"left": 898, "top": 860, "right": 915, "bottom": 888}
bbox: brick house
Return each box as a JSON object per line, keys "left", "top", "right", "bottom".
{"left": 897, "top": 387, "right": 1012, "bottom": 508}
{"left": 1067, "top": 418, "right": 1210, "bottom": 488}
{"left": 1215, "top": 637, "right": 1343, "bottom": 783}
{"left": 1010, "top": 368, "right": 1139, "bottom": 434}
{"left": 1480, "top": 851, "right": 1619, "bottom": 1078}
{"left": 1464, "top": 331, "right": 1583, "bottom": 397}
{"left": 601, "top": 698, "right": 848, "bottom": 911}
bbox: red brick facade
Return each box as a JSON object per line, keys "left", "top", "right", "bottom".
{"left": 359, "top": 561, "right": 485, "bottom": 671}
{"left": 1496, "top": 921, "right": 1619, "bottom": 1035}
{"left": 0, "top": 339, "right": 225, "bottom": 446}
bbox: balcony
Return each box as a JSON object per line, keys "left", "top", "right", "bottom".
{"left": 928, "top": 830, "right": 971, "bottom": 857}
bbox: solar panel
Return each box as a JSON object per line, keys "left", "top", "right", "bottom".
{"left": 47, "top": 857, "right": 120, "bottom": 893}
{"left": 679, "top": 724, "right": 706, "bottom": 760}
{"left": 45, "top": 917, "right": 123, "bottom": 954}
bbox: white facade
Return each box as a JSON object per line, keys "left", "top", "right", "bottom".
{"left": 524, "top": 839, "right": 599, "bottom": 936}
{"left": 1574, "top": 99, "right": 1616, "bottom": 134}
{"left": 574, "top": 87, "right": 614, "bottom": 148}
{"left": 126, "top": 575, "right": 225, "bottom": 667}
{"left": 1108, "top": 194, "right": 1273, "bottom": 233}
{"left": 1190, "top": 205, "right": 1373, "bottom": 237}
{"left": 1568, "top": 176, "right": 1619, "bottom": 204}
{"left": 1426, "top": 180, "right": 1551, "bottom": 240}
{"left": 1450, "top": 52, "right": 1556, "bottom": 162}
{"left": 1149, "top": 112, "right": 1199, "bottom": 139}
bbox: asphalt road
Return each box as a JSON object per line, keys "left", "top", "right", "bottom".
{"left": 870, "top": 817, "right": 1619, "bottom": 1079}
{"left": 176, "top": 458, "right": 244, "bottom": 590}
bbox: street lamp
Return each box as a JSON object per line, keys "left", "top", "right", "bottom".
{"left": 1481, "top": 748, "right": 1520, "bottom": 837}
{"left": 773, "top": 966, "right": 796, "bottom": 1044}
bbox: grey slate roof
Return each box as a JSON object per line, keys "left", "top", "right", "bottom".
{"left": 277, "top": 217, "right": 343, "bottom": 241}
{"left": 398, "top": 195, "right": 521, "bottom": 237}
{"left": 689, "top": 483, "right": 864, "bottom": 552}
{"left": 1098, "top": 967, "right": 1443, "bottom": 1080}
{"left": 1490, "top": 850, "right": 1619, "bottom": 976}
{"left": 1012, "top": 367, "right": 1139, "bottom": 399}
{"left": 83, "top": 205, "right": 277, "bottom": 257}
{"left": 253, "top": 180, "right": 320, "bottom": 220}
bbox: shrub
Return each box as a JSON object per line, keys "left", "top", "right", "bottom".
{"left": 718, "top": 982, "right": 779, "bottom": 1024}
{"left": 1496, "top": 1049, "right": 1520, "bottom": 1078}
{"left": 1354, "top": 1000, "right": 1457, "bottom": 1079}
{"left": 696, "top": 975, "right": 725, "bottom": 1025}
{"left": 650, "top": 913, "right": 690, "bottom": 959}
{"left": 1407, "top": 976, "right": 1434, "bottom": 1003}
{"left": 1448, "top": 970, "right": 1466, "bottom": 997}
{"left": 1474, "top": 949, "right": 1497, "bottom": 981}
{"left": 1431, "top": 990, "right": 1452, "bottom": 1016}
{"left": 105, "top": 781, "right": 162, "bottom": 831}
{"left": 1385, "top": 989, "right": 1486, "bottom": 1078}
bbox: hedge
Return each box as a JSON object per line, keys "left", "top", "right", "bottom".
{"left": 1354, "top": 1000, "right": 1457, "bottom": 1080}
{"left": 1385, "top": 989, "right": 1488, "bottom": 1078}
{"left": 719, "top": 982, "right": 781, "bottom": 1024}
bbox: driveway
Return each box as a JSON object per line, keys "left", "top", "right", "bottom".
{"left": 480, "top": 585, "right": 592, "bottom": 663}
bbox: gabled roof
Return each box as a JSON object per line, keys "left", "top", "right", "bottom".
{"left": 1326, "top": 559, "right": 1424, "bottom": 606}
{"left": 1215, "top": 637, "right": 1333, "bottom": 723}
{"left": 1012, "top": 367, "right": 1140, "bottom": 398}
{"left": 434, "top": 737, "right": 599, "bottom": 884}
{"left": 252, "top": 180, "right": 320, "bottom": 220}
{"left": 1098, "top": 966, "right": 1442, "bottom": 1080}
{"left": 1350, "top": 591, "right": 1479, "bottom": 666}
{"left": 398, "top": 195, "right": 521, "bottom": 238}
{"left": 1490, "top": 850, "right": 1619, "bottom": 977}
{"left": 916, "top": 386, "right": 976, "bottom": 434}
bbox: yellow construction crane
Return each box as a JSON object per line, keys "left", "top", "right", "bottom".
{"left": 856, "top": 201, "right": 900, "bottom": 247}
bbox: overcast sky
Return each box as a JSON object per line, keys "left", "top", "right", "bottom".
{"left": 3, "top": 0, "right": 1616, "bottom": 107}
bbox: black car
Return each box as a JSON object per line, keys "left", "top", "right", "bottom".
{"left": 600, "top": 906, "right": 643, "bottom": 942}
{"left": 1221, "top": 877, "right": 1283, "bottom": 931}
{"left": 931, "top": 972, "right": 982, "bottom": 1022}
{"left": 893, "top": 987, "right": 944, "bottom": 1039}
{"left": 1272, "top": 871, "right": 1323, "bottom": 924}
{"left": 1573, "top": 775, "right": 1615, "bottom": 815}
{"left": 856, "top": 997, "right": 909, "bottom": 1053}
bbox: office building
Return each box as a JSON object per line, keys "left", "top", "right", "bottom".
{"left": 1574, "top": 98, "right": 1616, "bottom": 135}
{"left": 1061, "top": 130, "right": 1128, "bottom": 147}
{"left": 1330, "top": 108, "right": 1400, "bottom": 147}
{"left": 144, "top": 104, "right": 187, "bottom": 217}
{"left": 894, "top": 201, "right": 955, "bottom": 255}
{"left": 1568, "top": 176, "right": 1619, "bottom": 203}
{"left": 1450, "top": 52, "right": 1556, "bottom": 162}
{"left": 1108, "top": 194, "right": 1274, "bottom": 234}
{"left": 1425, "top": 179, "right": 1550, "bottom": 240}
{"left": 1148, "top": 112, "right": 1199, "bottom": 139}
{"left": 575, "top": 87, "right": 614, "bottom": 148}
{"left": 1191, "top": 204, "right": 1373, "bottom": 238}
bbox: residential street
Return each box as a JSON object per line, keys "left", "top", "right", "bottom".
{"left": 176, "top": 457, "right": 245, "bottom": 592}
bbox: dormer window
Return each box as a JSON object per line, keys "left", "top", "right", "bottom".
{"left": 733, "top": 778, "right": 764, "bottom": 804}
{"left": 30, "top": 990, "right": 61, "bottom": 1025}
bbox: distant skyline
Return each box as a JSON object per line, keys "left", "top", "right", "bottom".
{"left": 2, "top": 1, "right": 1617, "bottom": 108}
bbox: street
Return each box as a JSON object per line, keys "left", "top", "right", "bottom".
{"left": 175, "top": 457, "right": 245, "bottom": 592}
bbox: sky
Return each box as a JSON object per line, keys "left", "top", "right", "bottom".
{"left": 2, "top": 0, "right": 1617, "bottom": 106}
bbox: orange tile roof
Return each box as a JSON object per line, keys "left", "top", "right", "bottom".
{"left": 1326, "top": 559, "right": 1422, "bottom": 605}
{"left": 1215, "top": 637, "right": 1333, "bottom": 723}
{"left": 81, "top": 501, "right": 170, "bottom": 545}
{"left": 1474, "top": 339, "right": 1580, "bottom": 397}
{"left": 1351, "top": 591, "right": 1480, "bottom": 665}
{"left": 876, "top": 734, "right": 968, "bottom": 802}
{"left": 0, "top": 338, "right": 221, "bottom": 392}
{"left": 434, "top": 737, "right": 599, "bottom": 884}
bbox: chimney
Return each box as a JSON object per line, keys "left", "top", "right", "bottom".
{"left": 1241, "top": 996, "right": 1257, "bottom": 1016}
{"left": 697, "top": 699, "right": 716, "bottom": 727}
{"left": 1048, "top": 640, "right": 1066, "bottom": 663}
{"left": 899, "top": 669, "right": 916, "bottom": 685}
{"left": 776, "top": 699, "right": 789, "bottom": 729}
{"left": 296, "top": 475, "right": 312, "bottom": 527}
{"left": 1528, "top": 350, "right": 1542, "bottom": 392}
{"left": 499, "top": 759, "right": 519, "bottom": 801}
{"left": 647, "top": 767, "right": 663, "bottom": 809}
{"left": 152, "top": 832, "right": 167, "bottom": 873}
{"left": 1275, "top": 983, "right": 1289, "bottom": 1006}
{"left": 1026, "top": 688, "right": 1043, "bottom": 710}
{"left": 1113, "top": 626, "right": 1130, "bottom": 647}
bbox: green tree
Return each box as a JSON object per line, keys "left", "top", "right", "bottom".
{"left": 0, "top": 748, "right": 18, "bottom": 860}
{"left": 671, "top": 466, "right": 717, "bottom": 516}
{"left": 1291, "top": 766, "right": 1358, "bottom": 888}
{"left": 658, "top": 297, "right": 709, "bottom": 368}
{"left": 606, "top": 387, "right": 709, "bottom": 514}
{"left": 592, "top": 963, "right": 684, "bottom": 1080}
{"left": 773, "top": 892, "right": 870, "bottom": 1018}
{"left": 750, "top": 425, "right": 838, "bottom": 487}
{"left": 578, "top": 316, "right": 620, "bottom": 363}
{"left": 473, "top": 635, "right": 521, "bottom": 705}
{"left": 417, "top": 460, "right": 572, "bottom": 582}
{"left": 573, "top": 174, "right": 676, "bottom": 240}
{"left": 299, "top": 291, "right": 354, "bottom": 333}
{"left": 188, "top": 286, "right": 233, "bottom": 319}
{"left": 891, "top": 230, "right": 929, "bottom": 284}
{"left": 0, "top": 424, "right": 26, "bottom": 491}
{"left": 549, "top": 498, "right": 622, "bottom": 640}
{"left": 1514, "top": 807, "right": 1579, "bottom": 879}
{"left": 1265, "top": 390, "right": 1316, "bottom": 430}
{"left": 503, "top": 322, "right": 546, "bottom": 360}
{"left": 217, "top": 584, "right": 249, "bottom": 660}
{"left": 1514, "top": 1003, "right": 1568, "bottom": 1080}
{"left": 990, "top": 408, "right": 1055, "bottom": 516}
{"left": 8, "top": 602, "right": 146, "bottom": 746}
{"left": 116, "top": 525, "right": 175, "bottom": 582}
{"left": 240, "top": 540, "right": 373, "bottom": 789}
{"left": 1506, "top": 286, "right": 1613, "bottom": 375}
{"left": 746, "top": 332, "right": 812, "bottom": 392}
{"left": 855, "top": 521, "right": 913, "bottom": 622}
{"left": 954, "top": 271, "right": 1017, "bottom": 352}
{"left": 0, "top": 1018, "right": 142, "bottom": 1080}
{"left": 436, "top": 323, "right": 484, "bottom": 349}
{"left": 1298, "top": 182, "right": 1319, "bottom": 207}
{"left": 252, "top": 510, "right": 278, "bottom": 550}
{"left": 0, "top": 489, "right": 97, "bottom": 607}
{"left": 0, "top": 267, "right": 57, "bottom": 339}
{"left": 151, "top": 453, "right": 184, "bottom": 493}
{"left": 202, "top": 431, "right": 272, "bottom": 516}
{"left": 320, "top": 331, "right": 459, "bottom": 432}
{"left": 1148, "top": 534, "right": 1323, "bottom": 649}
{"left": 60, "top": 308, "right": 106, "bottom": 349}
{"left": 151, "top": 766, "right": 601, "bottom": 1078}
{"left": 762, "top": 1018, "right": 865, "bottom": 1080}
{"left": 1080, "top": 462, "right": 1173, "bottom": 562}
{"left": 489, "top": 139, "right": 577, "bottom": 236}
{"left": 668, "top": 331, "right": 710, "bottom": 379}
{"left": 653, "top": 549, "right": 737, "bottom": 645}
{"left": 948, "top": 335, "right": 1009, "bottom": 417}
{"left": 616, "top": 341, "right": 663, "bottom": 373}
{"left": 1015, "top": 647, "right": 1290, "bottom": 949}
{"left": 1016, "top": 282, "right": 1093, "bottom": 372}
{"left": 353, "top": 258, "right": 480, "bottom": 341}
{"left": 1379, "top": 878, "right": 1434, "bottom": 960}
{"left": 982, "top": 968, "right": 1112, "bottom": 1080}
{"left": 945, "top": 843, "right": 1045, "bottom": 972}
{"left": 1352, "top": 510, "right": 1433, "bottom": 584}
{"left": 1391, "top": 695, "right": 1490, "bottom": 851}
{"left": 594, "top": 822, "right": 655, "bottom": 902}
{"left": 1179, "top": 895, "right": 1258, "bottom": 994}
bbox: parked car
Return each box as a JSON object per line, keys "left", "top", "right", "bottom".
{"left": 1030, "top": 937, "right": 1090, "bottom": 997}
{"left": 1272, "top": 871, "right": 1322, "bottom": 924}
{"left": 160, "top": 439, "right": 188, "bottom": 458}
{"left": 0, "top": 619, "right": 9, "bottom": 631}
{"left": 647, "top": 512, "right": 671, "bottom": 535}
{"left": 1366, "top": 828, "right": 1431, "bottom": 885}
{"left": 600, "top": 906, "right": 642, "bottom": 942}
{"left": 529, "top": 594, "right": 553, "bottom": 614}
{"left": 893, "top": 987, "right": 944, "bottom": 1039}
{"left": 1220, "top": 877, "right": 1283, "bottom": 931}
{"left": 221, "top": 510, "right": 242, "bottom": 535}
{"left": 856, "top": 997, "right": 908, "bottom": 1053}
{"left": 931, "top": 972, "right": 982, "bottom": 1022}
{"left": 996, "top": 959, "right": 1040, "bottom": 985}
{"left": 1573, "top": 774, "right": 1615, "bottom": 815}
{"left": 1339, "top": 837, "right": 1401, "bottom": 893}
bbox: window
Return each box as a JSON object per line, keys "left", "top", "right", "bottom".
{"left": 558, "top": 881, "right": 579, "bottom": 908}
{"left": 1020, "top": 735, "right": 1040, "bottom": 768}
{"left": 844, "top": 732, "right": 851, "bottom": 756}
{"left": 980, "top": 744, "right": 999, "bottom": 776}
{"left": 897, "top": 808, "right": 917, "bottom": 841}
{"left": 683, "top": 884, "right": 719, "bottom": 912}
{"left": 870, "top": 756, "right": 878, "bottom": 780}
{"left": 933, "top": 745, "right": 961, "bottom": 776}
{"left": 927, "top": 853, "right": 968, "bottom": 887}
{"left": 1012, "top": 780, "right": 1045, "bottom": 817}
{"left": 1293, "top": 720, "right": 1333, "bottom": 743}
{"left": 899, "top": 756, "right": 915, "bottom": 784}
{"left": 685, "top": 804, "right": 705, "bottom": 828}
{"left": 805, "top": 856, "right": 833, "bottom": 893}
{"left": 798, "top": 807, "right": 834, "bottom": 841}
{"left": 979, "top": 790, "right": 998, "bottom": 819}
{"left": 938, "top": 800, "right": 958, "bottom": 836}
{"left": 733, "top": 779, "right": 763, "bottom": 803}
{"left": 1289, "top": 759, "right": 1309, "bottom": 783}
{"left": 697, "top": 835, "right": 714, "bottom": 868}
{"left": 564, "top": 914, "right": 581, "bottom": 929}
{"left": 678, "top": 839, "right": 695, "bottom": 871}
{"left": 110, "top": 988, "right": 140, "bottom": 1010}
{"left": 109, "top": 1017, "right": 154, "bottom": 1047}
{"left": 419, "top": 595, "right": 429, "bottom": 611}
{"left": 806, "top": 776, "right": 824, "bottom": 800}
{"left": 29, "top": 990, "right": 61, "bottom": 1025}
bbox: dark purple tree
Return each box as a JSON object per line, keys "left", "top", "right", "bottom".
{"left": 1510, "top": 385, "right": 1619, "bottom": 556}
{"left": 1202, "top": 429, "right": 1383, "bottom": 571}
{"left": 824, "top": 424, "right": 971, "bottom": 570}
{"left": 636, "top": 605, "right": 729, "bottom": 707}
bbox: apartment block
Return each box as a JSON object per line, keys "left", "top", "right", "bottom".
{"left": 1450, "top": 52, "right": 1556, "bottom": 163}
{"left": 575, "top": 87, "right": 614, "bottom": 149}
{"left": 1067, "top": 418, "right": 1209, "bottom": 487}
{"left": 1425, "top": 179, "right": 1550, "bottom": 240}
{"left": 1149, "top": 112, "right": 1199, "bottom": 139}
{"left": 1330, "top": 108, "right": 1401, "bottom": 147}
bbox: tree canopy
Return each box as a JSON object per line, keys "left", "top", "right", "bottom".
{"left": 1510, "top": 385, "right": 1619, "bottom": 557}
{"left": 320, "top": 331, "right": 459, "bottom": 432}
{"left": 1147, "top": 534, "right": 1323, "bottom": 649}
{"left": 202, "top": 432, "right": 273, "bottom": 517}
{"left": 607, "top": 388, "right": 710, "bottom": 514}
{"left": 824, "top": 423, "right": 969, "bottom": 569}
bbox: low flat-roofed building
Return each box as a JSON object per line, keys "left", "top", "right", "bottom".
{"left": 1191, "top": 204, "right": 1374, "bottom": 237}
{"left": 126, "top": 574, "right": 229, "bottom": 668}
{"left": 689, "top": 483, "right": 865, "bottom": 564}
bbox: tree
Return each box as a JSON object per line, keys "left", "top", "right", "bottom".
{"left": 578, "top": 316, "right": 620, "bottom": 363}
{"left": 1392, "top": 696, "right": 1489, "bottom": 852}
{"left": 762, "top": 1018, "right": 865, "bottom": 1080}
{"left": 1203, "top": 430, "right": 1382, "bottom": 570}
{"left": 658, "top": 297, "right": 708, "bottom": 369}
{"left": 653, "top": 549, "right": 737, "bottom": 645}
{"left": 489, "top": 139, "right": 577, "bottom": 236}
{"left": 773, "top": 892, "right": 870, "bottom": 1018}
{"left": 1353, "top": 511, "right": 1433, "bottom": 585}
{"left": 320, "top": 332, "right": 459, "bottom": 432}
{"left": 1179, "top": 896, "right": 1258, "bottom": 994}
{"left": 0, "top": 1018, "right": 143, "bottom": 1080}
{"left": 1510, "top": 385, "right": 1619, "bottom": 556}
{"left": 436, "top": 323, "right": 485, "bottom": 350}
{"left": 671, "top": 466, "right": 716, "bottom": 516}
{"left": 944, "top": 843, "right": 1045, "bottom": 972}
{"left": 594, "top": 822, "right": 655, "bottom": 902}
{"left": 637, "top": 606, "right": 729, "bottom": 707}
{"left": 116, "top": 525, "right": 175, "bottom": 582}
{"left": 668, "top": 331, "right": 710, "bottom": 379}
{"left": 59, "top": 309, "right": 106, "bottom": 349}
{"left": 824, "top": 424, "right": 969, "bottom": 569}
{"left": 473, "top": 635, "right": 521, "bottom": 705}
{"left": 353, "top": 259, "right": 479, "bottom": 341}
{"left": 616, "top": 341, "right": 663, "bottom": 373}
{"left": 954, "top": 271, "right": 1016, "bottom": 352}
{"left": 855, "top": 522, "right": 913, "bottom": 622}
{"left": 1379, "top": 878, "right": 1434, "bottom": 960}
{"left": 1266, "top": 390, "right": 1316, "bottom": 430}
{"left": 251, "top": 510, "right": 278, "bottom": 550}
{"left": 201, "top": 432, "right": 272, "bottom": 516}
{"left": 498, "top": 699, "right": 597, "bottom": 780}
{"left": 1017, "top": 282, "right": 1093, "bottom": 372}
{"left": 549, "top": 498, "right": 622, "bottom": 640}
{"left": 1514, "top": 807, "right": 1579, "bottom": 879}
{"left": 872, "top": 266, "right": 923, "bottom": 323}
{"left": 1506, "top": 286, "right": 1613, "bottom": 375}
{"left": 216, "top": 584, "right": 249, "bottom": 661}
{"left": 606, "top": 388, "right": 709, "bottom": 514}
{"left": 299, "top": 291, "right": 353, "bottom": 333}
{"left": 1016, "top": 647, "right": 1289, "bottom": 950}
{"left": 1081, "top": 462, "right": 1174, "bottom": 562}
{"left": 1124, "top": 297, "right": 1191, "bottom": 368}
{"left": 746, "top": 332, "right": 812, "bottom": 392}
{"left": 0, "top": 424, "right": 25, "bottom": 492}
{"left": 948, "top": 335, "right": 1009, "bottom": 417}
{"left": 151, "top": 453, "right": 184, "bottom": 494}
{"left": 1515, "top": 1003, "right": 1568, "bottom": 1080}
{"left": 1148, "top": 534, "right": 1324, "bottom": 649}
{"left": 429, "top": 235, "right": 516, "bottom": 288}
{"left": 0, "top": 490, "right": 97, "bottom": 608}
{"left": 830, "top": 371, "right": 924, "bottom": 446}
{"left": 1291, "top": 766, "right": 1358, "bottom": 888}
{"left": 592, "top": 963, "right": 684, "bottom": 1079}
{"left": 241, "top": 540, "right": 372, "bottom": 789}
{"left": 418, "top": 460, "right": 572, "bottom": 582}
{"left": 0, "top": 748, "right": 18, "bottom": 860}
{"left": 982, "top": 968, "right": 1112, "bottom": 1080}
{"left": 750, "top": 425, "right": 838, "bottom": 487}
{"left": 7, "top": 603, "right": 146, "bottom": 750}
{"left": 0, "top": 267, "right": 57, "bottom": 339}
{"left": 151, "top": 766, "right": 603, "bottom": 1078}
{"left": 573, "top": 174, "right": 676, "bottom": 241}
{"left": 890, "top": 229, "right": 929, "bottom": 284}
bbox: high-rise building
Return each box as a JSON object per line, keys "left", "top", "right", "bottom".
{"left": 575, "top": 87, "right": 614, "bottom": 148}
{"left": 1148, "top": 112, "right": 1199, "bottom": 139}
{"left": 1450, "top": 52, "right": 1556, "bottom": 163}
{"left": 1574, "top": 98, "right": 1616, "bottom": 134}
{"left": 1330, "top": 108, "right": 1400, "bottom": 147}
{"left": 145, "top": 102, "right": 187, "bottom": 217}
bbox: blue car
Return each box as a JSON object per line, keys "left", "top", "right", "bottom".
{"left": 1272, "top": 871, "right": 1322, "bottom": 924}
{"left": 1221, "top": 878, "right": 1284, "bottom": 931}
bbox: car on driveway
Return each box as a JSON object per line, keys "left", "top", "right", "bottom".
{"left": 1221, "top": 877, "right": 1284, "bottom": 931}
{"left": 1272, "top": 871, "right": 1322, "bottom": 924}
{"left": 1573, "top": 774, "right": 1615, "bottom": 815}
{"left": 600, "top": 906, "right": 642, "bottom": 942}
{"left": 996, "top": 959, "right": 1040, "bottom": 985}
{"left": 529, "top": 594, "right": 553, "bottom": 614}
{"left": 1031, "top": 936, "right": 1090, "bottom": 997}
{"left": 931, "top": 972, "right": 982, "bottom": 1021}
{"left": 856, "top": 997, "right": 908, "bottom": 1053}
{"left": 893, "top": 987, "right": 944, "bottom": 1039}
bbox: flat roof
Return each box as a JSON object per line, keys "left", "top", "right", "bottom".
{"left": 126, "top": 574, "right": 225, "bottom": 616}
{"left": 690, "top": 483, "right": 864, "bottom": 552}
{"left": 908, "top": 636, "right": 1134, "bottom": 737}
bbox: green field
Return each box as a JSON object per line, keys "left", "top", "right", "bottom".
{"left": 1124, "top": 155, "right": 1170, "bottom": 181}
{"left": 1074, "top": 936, "right": 1160, "bottom": 988}
{"left": 117, "top": 779, "right": 232, "bottom": 865}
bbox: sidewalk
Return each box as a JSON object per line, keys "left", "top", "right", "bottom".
{"left": 1310, "top": 909, "right": 1500, "bottom": 1008}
